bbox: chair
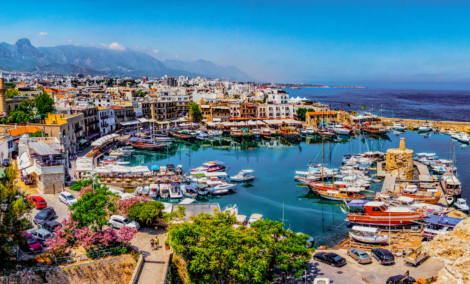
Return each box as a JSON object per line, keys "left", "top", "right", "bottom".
{"left": 126, "top": 178, "right": 130, "bottom": 182}
{"left": 148, "top": 177, "right": 153, "bottom": 182}
{"left": 117, "top": 178, "right": 121, "bottom": 182}
{"left": 138, "top": 178, "right": 142, "bottom": 182}
{"left": 107, "top": 178, "right": 111, "bottom": 182}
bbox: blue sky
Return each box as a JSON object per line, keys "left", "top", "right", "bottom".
{"left": 2, "top": 0, "right": 470, "bottom": 87}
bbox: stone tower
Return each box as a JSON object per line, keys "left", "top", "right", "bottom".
{"left": 385, "top": 138, "right": 414, "bottom": 178}
{"left": 0, "top": 75, "right": 6, "bottom": 116}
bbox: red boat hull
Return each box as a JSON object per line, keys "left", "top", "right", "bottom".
{"left": 347, "top": 214, "right": 423, "bottom": 226}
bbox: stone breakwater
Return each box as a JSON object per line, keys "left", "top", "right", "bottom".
{"left": 424, "top": 217, "right": 470, "bottom": 284}
{"left": 381, "top": 117, "right": 470, "bottom": 132}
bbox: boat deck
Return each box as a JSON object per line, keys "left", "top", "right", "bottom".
{"left": 381, "top": 174, "right": 397, "bottom": 194}
{"left": 100, "top": 175, "right": 185, "bottom": 188}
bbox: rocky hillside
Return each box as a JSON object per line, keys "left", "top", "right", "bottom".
{"left": 424, "top": 217, "right": 470, "bottom": 284}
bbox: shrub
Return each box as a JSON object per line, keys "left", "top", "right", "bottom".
{"left": 115, "top": 195, "right": 152, "bottom": 216}
{"left": 128, "top": 201, "right": 164, "bottom": 225}
{"left": 117, "top": 227, "right": 138, "bottom": 246}
{"left": 75, "top": 227, "right": 95, "bottom": 250}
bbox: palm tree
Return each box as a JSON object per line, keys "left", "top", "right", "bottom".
{"left": 347, "top": 103, "right": 351, "bottom": 112}
{"left": 361, "top": 104, "right": 366, "bottom": 111}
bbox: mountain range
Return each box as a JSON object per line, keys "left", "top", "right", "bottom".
{"left": 0, "top": 38, "right": 254, "bottom": 81}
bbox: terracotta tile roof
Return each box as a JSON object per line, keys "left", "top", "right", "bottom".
{"left": 8, "top": 126, "right": 43, "bottom": 137}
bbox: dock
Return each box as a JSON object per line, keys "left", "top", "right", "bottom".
{"left": 414, "top": 161, "right": 430, "bottom": 176}
{"left": 376, "top": 161, "right": 386, "bottom": 177}
{"left": 380, "top": 174, "right": 397, "bottom": 195}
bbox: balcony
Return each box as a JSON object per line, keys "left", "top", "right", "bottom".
{"left": 100, "top": 115, "right": 109, "bottom": 119}
{"left": 75, "top": 126, "right": 83, "bottom": 131}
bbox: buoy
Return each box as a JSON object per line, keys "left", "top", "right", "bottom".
{"left": 419, "top": 213, "right": 424, "bottom": 217}
{"left": 423, "top": 206, "right": 427, "bottom": 210}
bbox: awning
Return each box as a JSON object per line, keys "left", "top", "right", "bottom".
{"left": 137, "top": 118, "right": 149, "bottom": 123}
{"left": 130, "top": 166, "right": 150, "bottom": 173}
{"left": 24, "top": 167, "right": 35, "bottom": 175}
{"left": 201, "top": 105, "right": 210, "bottom": 109}
{"left": 17, "top": 152, "right": 32, "bottom": 170}
{"left": 88, "top": 132, "right": 100, "bottom": 139}
{"left": 120, "top": 120, "right": 140, "bottom": 126}
{"left": 213, "top": 118, "right": 221, "bottom": 122}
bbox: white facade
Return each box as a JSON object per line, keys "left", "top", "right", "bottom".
{"left": 98, "top": 108, "right": 116, "bottom": 135}
{"left": 265, "top": 104, "right": 294, "bottom": 119}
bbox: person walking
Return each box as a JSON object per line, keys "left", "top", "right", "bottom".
{"left": 154, "top": 236, "right": 159, "bottom": 250}
{"left": 150, "top": 238, "right": 155, "bottom": 251}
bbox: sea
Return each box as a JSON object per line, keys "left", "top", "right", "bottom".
{"left": 125, "top": 130, "right": 470, "bottom": 247}
{"left": 285, "top": 87, "right": 470, "bottom": 122}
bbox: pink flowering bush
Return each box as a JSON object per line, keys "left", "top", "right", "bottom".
{"left": 79, "top": 186, "right": 93, "bottom": 197}
{"left": 46, "top": 236, "right": 68, "bottom": 257}
{"left": 115, "top": 195, "right": 152, "bottom": 216}
{"left": 75, "top": 227, "right": 95, "bottom": 250}
{"left": 94, "top": 228, "right": 117, "bottom": 247}
{"left": 117, "top": 226, "right": 138, "bottom": 246}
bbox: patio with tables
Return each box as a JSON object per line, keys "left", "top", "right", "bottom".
{"left": 94, "top": 165, "right": 184, "bottom": 187}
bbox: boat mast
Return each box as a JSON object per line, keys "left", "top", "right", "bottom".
{"left": 321, "top": 137, "right": 324, "bottom": 183}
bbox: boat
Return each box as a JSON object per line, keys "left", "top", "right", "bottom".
{"left": 230, "top": 128, "right": 243, "bottom": 139}
{"left": 149, "top": 184, "right": 159, "bottom": 198}
{"left": 388, "top": 196, "right": 450, "bottom": 214}
{"left": 240, "top": 128, "right": 253, "bottom": 139}
{"left": 160, "top": 184, "right": 169, "bottom": 199}
{"left": 135, "top": 186, "right": 143, "bottom": 195}
{"left": 421, "top": 214, "right": 463, "bottom": 239}
{"left": 191, "top": 161, "right": 226, "bottom": 172}
{"left": 294, "top": 171, "right": 321, "bottom": 182}
{"left": 440, "top": 172, "right": 462, "bottom": 195}
{"left": 392, "top": 122, "right": 407, "bottom": 131}
{"left": 208, "top": 130, "right": 222, "bottom": 138}
{"left": 212, "top": 182, "right": 236, "bottom": 191}
{"left": 316, "top": 187, "right": 367, "bottom": 201}
{"left": 261, "top": 127, "right": 272, "bottom": 139}
{"left": 454, "top": 198, "right": 469, "bottom": 211}
{"left": 349, "top": 226, "right": 389, "bottom": 244}
{"left": 299, "top": 128, "right": 307, "bottom": 135}
{"left": 362, "top": 124, "right": 388, "bottom": 135}
{"left": 196, "top": 131, "right": 209, "bottom": 140}
{"left": 170, "top": 130, "right": 192, "bottom": 140}
{"left": 230, "top": 170, "right": 254, "bottom": 182}
{"left": 344, "top": 200, "right": 426, "bottom": 226}
{"left": 141, "top": 185, "right": 150, "bottom": 195}
{"left": 223, "top": 204, "right": 239, "bottom": 216}
{"left": 318, "top": 128, "right": 335, "bottom": 138}
{"left": 154, "top": 134, "right": 173, "bottom": 142}
{"left": 399, "top": 184, "right": 441, "bottom": 205}
{"left": 195, "top": 184, "right": 210, "bottom": 196}
{"left": 418, "top": 123, "right": 432, "bottom": 132}
{"left": 247, "top": 213, "right": 263, "bottom": 227}
{"left": 212, "top": 188, "right": 229, "bottom": 195}
{"left": 306, "top": 126, "right": 315, "bottom": 135}
{"left": 252, "top": 128, "right": 261, "bottom": 138}
{"left": 331, "top": 125, "right": 351, "bottom": 135}
{"left": 169, "top": 183, "right": 183, "bottom": 199}
{"left": 181, "top": 184, "right": 198, "bottom": 198}
{"left": 129, "top": 138, "right": 169, "bottom": 150}
{"left": 280, "top": 127, "right": 299, "bottom": 140}
{"left": 452, "top": 132, "right": 470, "bottom": 143}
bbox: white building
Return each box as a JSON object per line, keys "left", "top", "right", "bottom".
{"left": 98, "top": 107, "right": 116, "bottom": 135}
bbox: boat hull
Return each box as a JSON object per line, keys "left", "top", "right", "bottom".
{"left": 349, "top": 232, "right": 389, "bottom": 244}
{"left": 347, "top": 214, "right": 423, "bottom": 226}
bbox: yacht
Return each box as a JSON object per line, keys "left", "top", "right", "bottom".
{"left": 299, "top": 128, "right": 307, "bottom": 135}
{"left": 392, "top": 122, "right": 407, "bottom": 131}
{"left": 454, "top": 198, "right": 469, "bottom": 211}
{"left": 181, "top": 184, "right": 198, "bottom": 198}
{"left": 141, "top": 185, "right": 150, "bottom": 195}
{"left": 252, "top": 128, "right": 262, "bottom": 138}
{"left": 452, "top": 132, "right": 469, "bottom": 143}
{"left": 160, "top": 184, "right": 169, "bottom": 199}
{"left": 332, "top": 125, "right": 351, "bottom": 135}
{"left": 169, "top": 183, "right": 183, "bottom": 199}
{"left": 421, "top": 214, "right": 463, "bottom": 239}
{"left": 306, "top": 126, "right": 315, "bottom": 135}
{"left": 261, "top": 128, "right": 272, "bottom": 139}
{"left": 196, "top": 131, "right": 209, "bottom": 140}
{"left": 192, "top": 161, "right": 226, "bottom": 172}
{"left": 230, "top": 170, "right": 255, "bottom": 182}
{"left": 418, "top": 123, "right": 432, "bottom": 132}
{"left": 149, "top": 184, "right": 159, "bottom": 198}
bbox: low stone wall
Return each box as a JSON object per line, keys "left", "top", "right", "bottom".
{"left": 381, "top": 117, "right": 470, "bottom": 132}
{"left": 128, "top": 255, "right": 143, "bottom": 284}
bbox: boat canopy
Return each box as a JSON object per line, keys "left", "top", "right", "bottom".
{"left": 352, "top": 226, "right": 379, "bottom": 233}
{"left": 347, "top": 199, "right": 369, "bottom": 207}
{"left": 151, "top": 165, "right": 160, "bottom": 170}
{"left": 443, "top": 175, "right": 460, "bottom": 185}
{"left": 186, "top": 186, "right": 197, "bottom": 190}
{"left": 250, "top": 214, "right": 263, "bottom": 221}
{"left": 194, "top": 174, "right": 206, "bottom": 177}
{"left": 196, "top": 184, "right": 208, "bottom": 189}
{"left": 425, "top": 215, "right": 463, "bottom": 227}
{"left": 397, "top": 196, "right": 415, "bottom": 203}
{"left": 171, "top": 183, "right": 180, "bottom": 187}
{"left": 346, "top": 188, "right": 363, "bottom": 192}
{"left": 205, "top": 172, "right": 228, "bottom": 177}
{"left": 150, "top": 184, "right": 159, "bottom": 189}
{"left": 241, "top": 169, "right": 254, "bottom": 173}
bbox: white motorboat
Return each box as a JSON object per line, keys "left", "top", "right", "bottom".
{"left": 392, "top": 122, "right": 407, "bottom": 131}
{"left": 169, "top": 183, "right": 183, "bottom": 199}
{"left": 213, "top": 188, "right": 229, "bottom": 195}
{"left": 213, "top": 182, "right": 236, "bottom": 191}
{"left": 348, "top": 226, "right": 389, "bottom": 244}
{"left": 299, "top": 128, "right": 307, "bottom": 135}
{"left": 332, "top": 125, "right": 351, "bottom": 135}
{"left": 454, "top": 198, "right": 469, "bottom": 211}
{"left": 181, "top": 184, "right": 198, "bottom": 198}
{"left": 418, "top": 123, "right": 432, "bottom": 132}
{"left": 230, "top": 170, "right": 255, "bottom": 182}
{"left": 149, "top": 184, "right": 159, "bottom": 198}
{"left": 191, "top": 161, "right": 226, "bottom": 172}
{"left": 306, "top": 126, "right": 315, "bottom": 135}
{"left": 452, "top": 132, "right": 470, "bottom": 143}
{"left": 141, "top": 185, "right": 150, "bottom": 195}
{"left": 160, "top": 184, "right": 169, "bottom": 199}
{"left": 223, "top": 204, "right": 239, "bottom": 216}
{"left": 196, "top": 131, "right": 209, "bottom": 140}
{"left": 135, "top": 186, "right": 143, "bottom": 195}
{"left": 252, "top": 128, "right": 261, "bottom": 138}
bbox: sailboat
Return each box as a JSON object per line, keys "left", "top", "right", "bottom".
{"left": 130, "top": 120, "right": 171, "bottom": 150}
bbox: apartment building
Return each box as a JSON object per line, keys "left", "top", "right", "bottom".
{"left": 98, "top": 107, "right": 116, "bottom": 135}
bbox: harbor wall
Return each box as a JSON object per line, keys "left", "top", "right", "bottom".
{"left": 380, "top": 117, "right": 470, "bottom": 132}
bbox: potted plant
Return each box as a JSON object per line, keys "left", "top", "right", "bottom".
{"left": 164, "top": 239, "right": 170, "bottom": 250}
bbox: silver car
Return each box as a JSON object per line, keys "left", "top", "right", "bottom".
{"left": 59, "top": 192, "right": 77, "bottom": 206}
{"left": 108, "top": 215, "right": 140, "bottom": 230}
{"left": 347, "top": 249, "right": 372, "bottom": 264}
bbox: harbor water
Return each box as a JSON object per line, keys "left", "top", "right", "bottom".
{"left": 125, "top": 131, "right": 470, "bottom": 246}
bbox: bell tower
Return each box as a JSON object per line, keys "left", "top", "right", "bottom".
{"left": 0, "top": 74, "right": 7, "bottom": 116}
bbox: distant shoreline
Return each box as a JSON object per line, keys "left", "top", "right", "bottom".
{"left": 282, "top": 86, "right": 367, "bottom": 89}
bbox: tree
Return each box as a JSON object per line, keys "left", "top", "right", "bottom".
{"left": 262, "top": 94, "right": 268, "bottom": 103}
{"left": 34, "top": 91, "right": 55, "bottom": 117}
{"left": 136, "top": 90, "right": 146, "bottom": 97}
{"left": 8, "top": 100, "right": 35, "bottom": 124}
{"left": 168, "top": 211, "right": 313, "bottom": 284}
{"left": 70, "top": 185, "right": 117, "bottom": 231}
{"left": 5, "top": 83, "right": 15, "bottom": 89}
{"left": 188, "top": 102, "right": 203, "bottom": 123}
{"left": 0, "top": 118, "right": 6, "bottom": 124}
{"left": 29, "top": 130, "right": 47, "bottom": 137}
{"left": 362, "top": 104, "right": 366, "bottom": 111}
{"left": 88, "top": 102, "right": 95, "bottom": 106}
{"left": 128, "top": 201, "right": 165, "bottom": 226}
{"left": 0, "top": 168, "right": 33, "bottom": 269}
{"left": 234, "top": 94, "right": 240, "bottom": 99}
{"left": 5, "top": 88, "right": 20, "bottom": 99}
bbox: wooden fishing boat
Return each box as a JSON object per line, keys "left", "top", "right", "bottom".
{"left": 399, "top": 184, "right": 442, "bottom": 205}
{"left": 170, "top": 130, "right": 192, "bottom": 140}
{"left": 349, "top": 226, "right": 389, "bottom": 244}
{"left": 316, "top": 187, "right": 366, "bottom": 201}
{"left": 230, "top": 127, "right": 243, "bottom": 139}
{"left": 280, "top": 127, "right": 298, "bottom": 140}
{"left": 130, "top": 140, "right": 168, "bottom": 150}
{"left": 362, "top": 125, "right": 388, "bottom": 135}
{"left": 344, "top": 200, "right": 425, "bottom": 226}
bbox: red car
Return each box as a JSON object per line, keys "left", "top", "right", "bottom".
{"left": 26, "top": 196, "right": 47, "bottom": 209}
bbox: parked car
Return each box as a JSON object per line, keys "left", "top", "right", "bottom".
{"left": 37, "top": 220, "right": 62, "bottom": 234}
{"left": 33, "top": 207, "right": 56, "bottom": 225}
{"left": 3, "top": 158, "right": 10, "bottom": 167}
{"left": 386, "top": 275, "right": 417, "bottom": 284}
{"left": 28, "top": 229, "right": 53, "bottom": 246}
{"left": 347, "top": 249, "right": 372, "bottom": 264}
{"left": 108, "top": 215, "right": 140, "bottom": 230}
{"left": 26, "top": 196, "right": 47, "bottom": 209}
{"left": 371, "top": 248, "right": 395, "bottom": 265}
{"left": 20, "top": 233, "right": 43, "bottom": 253}
{"left": 313, "top": 279, "right": 330, "bottom": 284}
{"left": 313, "top": 252, "right": 346, "bottom": 267}
{"left": 59, "top": 192, "right": 77, "bottom": 206}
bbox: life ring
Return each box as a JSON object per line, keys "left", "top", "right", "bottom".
{"left": 419, "top": 213, "right": 424, "bottom": 217}
{"left": 423, "top": 206, "right": 427, "bottom": 210}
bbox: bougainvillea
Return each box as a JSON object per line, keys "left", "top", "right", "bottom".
{"left": 78, "top": 186, "right": 93, "bottom": 197}
{"left": 117, "top": 227, "right": 138, "bottom": 246}
{"left": 115, "top": 195, "right": 152, "bottom": 216}
{"left": 94, "top": 228, "right": 117, "bottom": 247}
{"left": 46, "top": 234, "right": 68, "bottom": 258}
{"left": 75, "top": 227, "right": 95, "bottom": 250}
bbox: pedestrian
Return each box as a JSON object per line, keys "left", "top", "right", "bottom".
{"left": 150, "top": 239, "right": 155, "bottom": 251}
{"left": 154, "top": 236, "right": 159, "bottom": 250}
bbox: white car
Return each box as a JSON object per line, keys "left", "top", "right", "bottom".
{"left": 108, "top": 215, "right": 140, "bottom": 230}
{"left": 59, "top": 192, "right": 77, "bottom": 206}
{"left": 313, "top": 279, "right": 330, "bottom": 284}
